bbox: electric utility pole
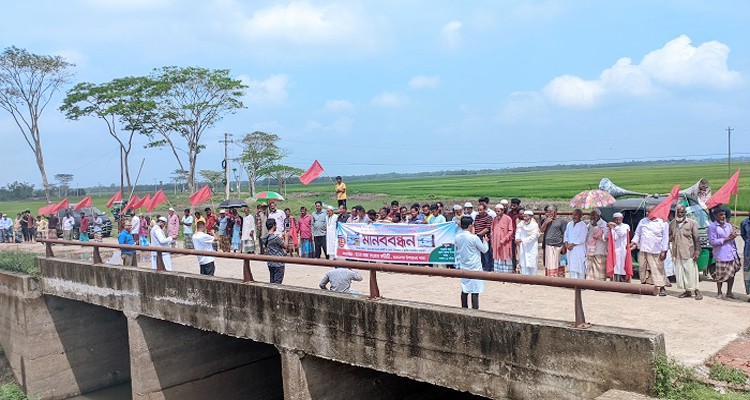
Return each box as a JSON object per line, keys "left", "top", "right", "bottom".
{"left": 727, "top": 126, "right": 734, "bottom": 178}
{"left": 220, "top": 133, "right": 233, "bottom": 200}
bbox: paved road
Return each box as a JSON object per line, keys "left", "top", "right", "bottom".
{"left": 12, "top": 239, "right": 750, "bottom": 366}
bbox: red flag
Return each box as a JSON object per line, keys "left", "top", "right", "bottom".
{"left": 289, "top": 216, "right": 299, "bottom": 247}
{"left": 106, "top": 191, "right": 122, "bottom": 208}
{"left": 299, "top": 160, "right": 324, "bottom": 185}
{"left": 38, "top": 204, "right": 54, "bottom": 215}
{"left": 649, "top": 185, "right": 680, "bottom": 221}
{"left": 123, "top": 194, "right": 140, "bottom": 214}
{"left": 706, "top": 169, "right": 740, "bottom": 209}
{"left": 134, "top": 194, "right": 151, "bottom": 209}
{"left": 606, "top": 228, "right": 633, "bottom": 281}
{"left": 73, "top": 196, "right": 93, "bottom": 211}
{"left": 147, "top": 189, "right": 168, "bottom": 212}
{"left": 190, "top": 185, "right": 212, "bottom": 206}
{"left": 52, "top": 198, "right": 70, "bottom": 214}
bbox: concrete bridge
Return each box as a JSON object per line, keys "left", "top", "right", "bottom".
{"left": 0, "top": 256, "right": 664, "bottom": 399}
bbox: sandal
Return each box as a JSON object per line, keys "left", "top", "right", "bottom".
{"left": 694, "top": 291, "right": 703, "bottom": 300}
{"left": 726, "top": 292, "right": 736, "bottom": 299}
{"left": 678, "top": 291, "right": 692, "bottom": 298}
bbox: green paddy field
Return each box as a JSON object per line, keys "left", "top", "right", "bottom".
{"left": 1, "top": 162, "right": 748, "bottom": 217}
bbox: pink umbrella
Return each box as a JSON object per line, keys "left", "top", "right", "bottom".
{"left": 570, "top": 190, "right": 616, "bottom": 209}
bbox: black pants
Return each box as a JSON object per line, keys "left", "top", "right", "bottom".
{"left": 481, "top": 245, "right": 493, "bottom": 272}
{"left": 314, "top": 235, "right": 327, "bottom": 259}
{"left": 269, "top": 265, "right": 285, "bottom": 284}
{"left": 21, "top": 227, "right": 30, "bottom": 241}
{"left": 200, "top": 261, "right": 215, "bottom": 276}
{"left": 461, "top": 292, "right": 479, "bottom": 309}
{"left": 338, "top": 199, "right": 346, "bottom": 207}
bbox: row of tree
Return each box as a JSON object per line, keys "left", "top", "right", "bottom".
{"left": 0, "top": 46, "right": 300, "bottom": 202}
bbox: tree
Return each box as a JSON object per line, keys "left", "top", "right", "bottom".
{"left": 60, "top": 76, "right": 155, "bottom": 195}
{"left": 199, "top": 169, "right": 224, "bottom": 192}
{"left": 170, "top": 169, "right": 188, "bottom": 194}
{"left": 0, "top": 46, "right": 74, "bottom": 202}
{"left": 240, "top": 131, "right": 283, "bottom": 197}
{"left": 145, "top": 66, "right": 246, "bottom": 196}
{"left": 264, "top": 164, "right": 305, "bottom": 195}
{"left": 0, "top": 181, "right": 35, "bottom": 201}
{"left": 54, "top": 173, "right": 73, "bottom": 197}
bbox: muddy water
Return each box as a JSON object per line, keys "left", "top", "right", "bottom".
{"left": 67, "top": 382, "right": 131, "bottom": 400}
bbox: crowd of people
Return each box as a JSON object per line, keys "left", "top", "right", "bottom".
{"left": 0, "top": 210, "right": 104, "bottom": 243}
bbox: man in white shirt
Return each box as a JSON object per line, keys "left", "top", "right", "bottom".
{"left": 563, "top": 209, "right": 588, "bottom": 279}
{"left": 607, "top": 213, "right": 632, "bottom": 282}
{"left": 131, "top": 214, "right": 140, "bottom": 244}
{"left": 455, "top": 216, "right": 489, "bottom": 309}
{"left": 267, "top": 202, "right": 285, "bottom": 233}
{"left": 181, "top": 209, "right": 194, "bottom": 249}
{"left": 150, "top": 216, "right": 175, "bottom": 271}
{"left": 0, "top": 214, "right": 12, "bottom": 243}
{"left": 241, "top": 206, "right": 256, "bottom": 254}
{"left": 62, "top": 212, "right": 75, "bottom": 240}
{"left": 192, "top": 221, "right": 216, "bottom": 275}
{"left": 631, "top": 204, "right": 670, "bottom": 296}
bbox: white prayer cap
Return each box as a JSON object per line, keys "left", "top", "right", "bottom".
{"left": 168, "top": 207, "right": 175, "bottom": 212}
{"left": 326, "top": 205, "right": 334, "bottom": 210}
{"left": 464, "top": 202, "right": 473, "bottom": 208}
{"left": 452, "top": 204, "right": 462, "bottom": 211}
{"left": 500, "top": 199, "right": 509, "bottom": 205}
{"left": 495, "top": 204, "right": 504, "bottom": 210}
{"left": 158, "top": 216, "right": 168, "bottom": 223}
{"left": 523, "top": 210, "right": 534, "bottom": 216}
{"left": 613, "top": 212, "right": 624, "bottom": 218}
{"left": 219, "top": 209, "right": 226, "bottom": 213}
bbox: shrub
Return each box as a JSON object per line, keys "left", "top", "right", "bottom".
{"left": 709, "top": 362, "right": 748, "bottom": 386}
{"left": 0, "top": 251, "right": 39, "bottom": 278}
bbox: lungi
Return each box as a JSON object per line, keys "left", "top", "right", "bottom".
{"left": 184, "top": 233, "right": 194, "bottom": 249}
{"left": 242, "top": 238, "right": 256, "bottom": 254}
{"left": 544, "top": 245, "right": 563, "bottom": 277}
{"left": 300, "top": 238, "right": 313, "bottom": 258}
{"left": 716, "top": 258, "right": 741, "bottom": 283}
{"left": 586, "top": 255, "right": 606, "bottom": 280}
{"left": 219, "top": 235, "right": 230, "bottom": 252}
{"left": 493, "top": 259, "right": 513, "bottom": 273}
{"left": 674, "top": 257, "right": 699, "bottom": 291}
{"left": 639, "top": 252, "right": 666, "bottom": 286}
{"left": 93, "top": 231, "right": 102, "bottom": 242}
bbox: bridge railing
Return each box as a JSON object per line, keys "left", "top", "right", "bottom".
{"left": 38, "top": 238, "right": 656, "bottom": 329}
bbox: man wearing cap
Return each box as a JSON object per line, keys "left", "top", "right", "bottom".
{"left": 669, "top": 204, "right": 702, "bottom": 299}
{"left": 473, "top": 204, "right": 494, "bottom": 271}
{"left": 540, "top": 205, "right": 567, "bottom": 277}
{"left": 463, "top": 202, "right": 474, "bottom": 220}
{"left": 491, "top": 204, "right": 514, "bottom": 272}
{"left": 631, "top": 204, "right": 670, "bottom": 296}
{"left": 167, "top": 208, "right": 180, "bottom": 248}
{"left": 564, "top": 209, "right": 588, "bottom": 279}
{"left": 506, "top": 198, "right": 522, "bottom": 270}
{"left": 150, "top": 216, "right": 175, "bottom": 270}
{"left": 607, "top": 213, "right": 632, "bottom": 282}
{"left": 515, "top": 210, "right": 540, "bottom": 275}
{"left": 218, "top": 209, "right": 231, "bottom": 252}
{"left": 586, "top": 209, "right": 608, "bottom": 280}
{"left": 79, "top": 212, "right": 90, "bottom": 242}
{"left": 335, "top": 176, "right": 347, "bottom": 208}
{"left": 451, "top": 205, "right": 463, "bottom": 225}
{"left": 312, "top": 201, "right": 328, "bottom": 258}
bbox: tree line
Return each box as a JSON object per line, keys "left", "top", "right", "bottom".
{"left": 0, "top": 46, "right": 299, "bottom": 202}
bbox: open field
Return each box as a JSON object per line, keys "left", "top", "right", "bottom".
{"left": 1, "top": 162, "right": 748, "bottom": 217}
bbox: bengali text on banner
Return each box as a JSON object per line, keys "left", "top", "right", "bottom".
{"left": 335, "top": 222, "right": 456, "bottom": 264}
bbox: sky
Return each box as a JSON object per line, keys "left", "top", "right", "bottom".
{"left": 1, "top": 0, "right": 749, "bottom": 188}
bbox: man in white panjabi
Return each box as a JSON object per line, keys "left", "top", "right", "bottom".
{"left": 586, "top": 209, "right": 608, "bottom": 280}
{"left": 607, "top": 213, "right": 631, "bottom": 282}
{"left": 631, "top": 204, "right": 670, "bottom": 296}
{"left": 150, "top": 216, "right": 175, "bottom": 271}
{"left": 325, "top": 206, "right": 339, "bottom": 260}
{"left": 515, "top": 210, "right": 540, "bottom": 275}
{"left": 564, "top": 209, "right": 588, "bottom": 279}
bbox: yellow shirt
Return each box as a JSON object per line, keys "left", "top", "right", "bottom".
{"left": 194, "top": 216, "right": 206, "bottom": 230}
{"left": 335, "top": 182, "right": 347, "bottom": 200}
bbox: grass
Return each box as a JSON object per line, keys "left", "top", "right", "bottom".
{"left": 1, "top": 161, "right": 748, "bottom": 219}
{"left": 0, "top": 251, "right": 39, "bottom": 278}
{"left": 709, "top": 363, "right": 749, "bottom": 386}
{"left": 0, "top": 384, "right": 36, "bottom": 400}
{"left": 654, "top": 355, "right": 750, "bottom": 399}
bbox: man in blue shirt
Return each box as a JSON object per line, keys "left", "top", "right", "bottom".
{"left": 119, "top": 220, "right": 137, "bottom": 266}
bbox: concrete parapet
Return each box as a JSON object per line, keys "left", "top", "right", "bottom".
{"left": 39, "top": 258, "right": 665, "bottom": 399}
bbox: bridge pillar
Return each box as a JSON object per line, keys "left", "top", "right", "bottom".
{"left": 127, "top": 315, "right": 283, "bottom": 399}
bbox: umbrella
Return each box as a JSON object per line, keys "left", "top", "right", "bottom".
{"left": 218, "top": 199, "right": 248, "bottom": 209}
{"left": 251, "top": 191, "right": 285, "bottom": 203}
{"left": 570, "top": 189, "right": 616, "bottom": 209}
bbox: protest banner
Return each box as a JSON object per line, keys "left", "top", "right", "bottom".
{"left": 335, "top": 222, "right": 456, "bottom": 263}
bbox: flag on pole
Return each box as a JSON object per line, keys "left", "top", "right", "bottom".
{"left": 705, "top": 169, "right": 740, "bottom": 209}
{"left": 147, "top": 189, "right": 168, "bottom": 212}
{"left": 649, "top": 185, "right": 680, "bottom": 221}
{"left": 123, "top": 194, "right": 140, "bottom": 214}
{"left": 106, "top": 191, "right": 122, "bottom": 208}
{"left": 299, "top": 160, "right": 324, "bottom": 185}
{"left": 73, "top": 196, "right": 93, "bottom": 211}
{"left": 51, "top": 198, "right": 70, "bottom": 214}
{"left": 134, "top": 194, "right": 151, "bottom": 209}
{"left": 190, "top": 185, "right": 212, "bottom": 206}
{"left": 38, "top": 204, "right": 55, "bottom": 216}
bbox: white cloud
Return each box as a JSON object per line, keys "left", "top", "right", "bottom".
{"left": 540, "top": 35, "right": 742, "bottom": 109}
{"left": 409, "top": 75, "right": 441, "bottom": 89}
{"left": 371, "top": 92, "right": 408, "bottom": 108}
{"left": 305, "top": 116, "right": 353, "bottom": 135}
{"left": 324, "top": 99, "right": 354, "bottom": 112}
{"left": 236, "top": 1, "right": 378, "bottom": 49}
{"left": 239, "top": 74, "right": 290, "bottom": 105}
{"left": 441, "top": 21, "right": 462, "bottom": 48}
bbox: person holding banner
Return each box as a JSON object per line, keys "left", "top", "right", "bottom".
{"left": 455, "top": 216, "right": 489, "bottom": 309}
